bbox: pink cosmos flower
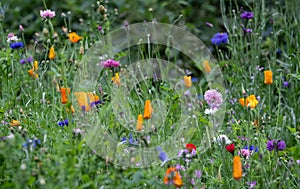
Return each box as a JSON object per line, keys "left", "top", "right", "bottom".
{"left": 100, "top": 59, "right": 120, "bottom": 68}
{"left": 7, "top": 33, "right": 18, "bottom": 43}
{"left": 40, "top": 10, "right": 56, "bottom": 19}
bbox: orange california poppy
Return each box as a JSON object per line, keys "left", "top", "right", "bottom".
{"left": 49, "top": 46, "right": 56, "bottom": 59}
{"left": 28, "top": 69, "right": 38, "bottom": 79}
{"left": 74, "top": 92, "right": 90, "bottom": 112}
{"left": 68, "top": 32, "right": 82, "bottom": 43}
{"left": 164, "top": 167, "right": 183, "bottom": 187}
{"left": 264, "top": 70, "right": 273, "bottom": 85}
{"left": 233, "top": 156, "right": 243, "bottom": 180}
{"left": 203, "top": 60, "right": 211, "bottom": 73}
{"left": 184, "top": 76, "right": 192, "bottom": 87}
{"left": 136, "top": 114, "right": 143, "bottom": 131}
{"left": 10, "top": 120, "right": 21, "bottom": 126}
{"left": 60, "top": 87, "right": 71, "bottom": 104}
{"left": 143, "top": 100, "right": 152, "bottom": 119}
{"left": 112, "top": 73, "right": 121, "bottom": 86}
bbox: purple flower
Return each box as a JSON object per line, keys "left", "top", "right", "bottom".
{"left": 205, "top": 22, "right": 213, "bottom": 28}
{"left": 211, "top": 33, "right": 228, "bottom": 46}
{"left": 204, "top": 89, "right": 223, "bottom": 109}
{"left": 243, "top": 28, "right": 253, "bottom": 33}
{"left": 10, "top": 42, "right": 24, "bottom": 49}
{"left": 247, "top": 181, "right": 257, "bottom": 189}
{"left": 40, "top": 9, "right": 56, "bottom": 19}
{"left": 238, "top": 149, "right": 251, "bottom": 158}
{"left": 175, "top": 164, "right": 181, "bottom": 170}
{"left": 190, "top": 178, "right": 195, "bottom": 185}
{"left": 241, "top": 11, "right": 254, "bottom": 19}
{"left": 20, "top": 59, "right": 27, "bottom": 64}
{"left": 266, "top": 140, "right": 275, "bottom": 151}
{"left": 195, "top": 170, "right": 202, "bottom": 178}
{"left": 283, "top": 81, "right": 289, "bottom": 87}
{"left": 277, "top": 140, "right": 286, "bottom": 151}
{"left": 100, "top": 59, "right": 120, "bottom": 68}
{"left": 27, "top": 57, "right": 33, "bottom": 63}
{"left": 159, "top": 151, "right": 168, "bottom": 162}
{"left": 97, "top": 25, "right": 103, "bottom": 31}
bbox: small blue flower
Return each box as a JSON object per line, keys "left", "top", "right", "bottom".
{"left": 22, "top": 138, "right": 41, "bottom": 148}
{"left": 27, "top": 57, "right": 33, "bottom": 63}
{"left": 10, "top": 42, "right": 24, "bottom": 49}
{"left": 211, "top": 33, "right": 228, "bottom": 46}
{"left": 57, "top": 119, "right": 69, "bottom": 128}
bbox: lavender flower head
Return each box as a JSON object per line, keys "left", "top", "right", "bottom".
{"left": 211, "top": 33, "right": 228, "bottom": 46}
{"left": 204, "top": 89, "right": 223, "bottom": 110}
{"left": 100, "top": 59, "right": 120, "bottom": 68}
{"left": 195, "top": 170, "right": 202, "bottom": 178}
{"left": 40, "top": 9, "right": 56, "bottom": 19}
{"left": 241, "top": 11, "right": 254, "bottom": 19}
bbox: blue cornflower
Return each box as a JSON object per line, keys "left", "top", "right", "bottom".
{"left": 58, "top": 119, "right": 69, "bottom": 128}
{"left": 10, "top": 42, "right": 24, "bottom": 49}
{"left": 211, "top": 33, "right": 228, "bottom": 46}
{"left": 120, "top": 134, "right": 138, "bottom": 145}
{"left": 159, "top": 151, "right": 168, "bottom": 162}
{"left": 22, "top": 138, "right": 41, "bottom": 148}
{"left": 244, "top": 145, "right": 258, "bottom": 152}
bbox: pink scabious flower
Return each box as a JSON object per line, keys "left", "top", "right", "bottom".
{"left": 100, "top": 59, "right": 120, "bottom": 68}
{"left": 40, "top": 9, "right": 56, "bottom": 19}
{"left": 204, "top": 89, "right": 223, "bottom": 110}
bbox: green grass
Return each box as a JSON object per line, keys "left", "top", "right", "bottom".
{"left": 0, "top": 0, "right": 300, "bottom": 188}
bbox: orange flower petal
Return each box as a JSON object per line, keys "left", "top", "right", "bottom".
{"left": 136, "top": 114, "right": 143, "bottom": 131}
{"left": 233, "top": 156, "right": 243, "bottom": 180}
{"left": 203, "top": 60, "right": 211, "bottom": 73}
{"left": 68, "top": 32, "right": 83, "bottom": 43}
{"left": 264, "top": 70, "right": 273, "bottom": 85}
{"left": 74, "top": 92, "right": 90, "bottom": 112}
{"left": 184, "top": 76, "right": 192, "bottom": 87}
{"left": 60, "top": 87, "right": 71, "bottom": 104}
{"left": 49, "top": 46, "right": 56, "bottom": 59}
{"left": 143, "top": 100, "right": 152, "bottom": 119}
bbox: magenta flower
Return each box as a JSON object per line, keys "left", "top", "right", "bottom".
{"left": 100, "top": 59, "right": 120, "bottom": 68}
{"left": 241, "top": 11, "right": 254, "bottom": 19}
{"left": 204, "top": 89, "right": 223, "bottom": 109}
{"left": 40, "top": 10, "right": 56, "bottom": 19}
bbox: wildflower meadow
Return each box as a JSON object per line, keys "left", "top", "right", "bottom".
{"left": 0, "top": 0, "right": 299, "bottom": 188}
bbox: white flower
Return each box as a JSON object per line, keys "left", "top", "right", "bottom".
{"left": 204, "top": 108, "right": 218, "bottom": 115}
{"left": 213, "top": 134, "right": 232, "bottom": 145}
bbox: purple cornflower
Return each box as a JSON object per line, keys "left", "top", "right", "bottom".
{"left": 40, "top": 10, "right": 56, "bottom": 19}
{"left": 266, "top": 140, "right": 275, "bottom": 151}
{"left": 27, "top": 57, "right": 33, "bottom": 63}
{"left": 211, "top": 33, "right": 228, "bottom": 46}
{"left": 277, "top": 140, "right": 286, "bottom": 151}
{"left": 20, "top": 59, "right": 27, "bottom": 64}
{"left": 243, "top": 28, "right": 253, "bottom": 33}
{"left": 283, "top": 81, "right": 289, "bottom": 87}
{"left": 10, "top": 42, "right": 24, "bottom": 49}
{"left": 195, "top": 170, "right": 202, "bottom": 178}
{"left": 204, "top": 89, "right": 223, "bottom": 109}
{"left": 241, "top": 11, "right": 254, "bottom": 19}
{"left": 247, "top": 181, "right": 257, "bottom": 189}
{"left": 100, "top": 59, "right": 120, "bottom": 68}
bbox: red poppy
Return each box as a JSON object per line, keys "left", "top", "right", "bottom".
{"left": 186, "top": 143, "right": 196, "bottom": 152}
{"left": 225, "top": 143, "right": 235, "bottom": 155}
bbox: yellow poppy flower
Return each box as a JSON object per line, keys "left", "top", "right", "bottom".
{"left": 184, "top": 76, "right": 192, "bottom": 87}
{"left": 10, "top": 120, "right": 21, "bottom": 126}
{"left": 112, "top": 73, "right": 121, "bottom": 86}
{"left": 136, "top": 114, "right": 143, "bottom": 131}
{"left": 49, "top": 46, "right": 56, "bottom": 59}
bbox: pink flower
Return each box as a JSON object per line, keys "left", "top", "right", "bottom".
{"left": 40, "top": 10, "right": 56, "bottom": 19}
{"left": 238, "top": 149, "right": 251, "bottom": 158}
{"left": 100, "top": 59, "right": 120, "bottom": 68}
{"left": 204, "top": 89, "right": 223, "bottom": 110}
